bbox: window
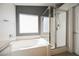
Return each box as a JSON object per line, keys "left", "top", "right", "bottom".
{"left": 17, "top": 13, "right": 39, "bottom": 35}
{"left": 42, "top": 17, "right": 49, "bottom": 33}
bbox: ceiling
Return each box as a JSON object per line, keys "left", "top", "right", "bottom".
{"left": 14, "top": 3, "right": 63, "bottom": 8}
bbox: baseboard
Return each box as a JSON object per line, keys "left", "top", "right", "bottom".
{"left": 50, "top": 47, "right": 68, "bottom": 55}
{"left": 73, "top": 52, "right": 79, "bottom": 56}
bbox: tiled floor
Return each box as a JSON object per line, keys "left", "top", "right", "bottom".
{"left": 53, "top": 52, "right": 77, "bottom": 56}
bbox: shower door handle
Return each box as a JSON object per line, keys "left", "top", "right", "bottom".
{"left": 56, "top": 24, "right": 60, "bottom": 30}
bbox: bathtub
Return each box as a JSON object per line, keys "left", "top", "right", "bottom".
{"left": 10, "top": 38, "right": 49, "bottom": 56}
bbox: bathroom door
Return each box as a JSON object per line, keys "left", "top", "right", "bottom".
{"left": 56, "top": 10, "right": 66, "bottom": 47}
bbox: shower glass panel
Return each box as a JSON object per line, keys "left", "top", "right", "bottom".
{"left": 41, "top": 8, "right": 49, "bottom": 33}
{"left": 43, "top": 17, "right": 49, "bottom": 33}
{"left": 56, "top": 10, "right": 66, "bottom": 47}
{"left": 41, "top": 7, "right": 56, "bottom": 49}
{"left": 41, "top": 7, "right": 49, "bottom": 42}
{"left": 41, "top": 7, "right": 55, "bottom": 49}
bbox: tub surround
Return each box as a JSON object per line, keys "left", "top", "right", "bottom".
{"left": 10, "top": 38, "right": 49, "bottom": 56}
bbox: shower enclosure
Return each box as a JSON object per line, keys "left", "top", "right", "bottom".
{"left": 41, "top": 6, "right": 67, "bottom": 51}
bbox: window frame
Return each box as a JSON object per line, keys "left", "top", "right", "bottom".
{"left": 16, "top": 13, "right": 40, "bottom": 36}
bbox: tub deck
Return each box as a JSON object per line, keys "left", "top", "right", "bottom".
{"left": 10, "top": 38, "right": 49, "bottom": 56}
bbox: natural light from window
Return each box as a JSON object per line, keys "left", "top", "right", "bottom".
{"left": 43, "top": 17, "right": 49, "bottom": 32}
{"left": 19, "top": 14, "right": 38, "bottom": 33}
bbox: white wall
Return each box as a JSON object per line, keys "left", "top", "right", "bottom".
{"left": 67, "top": 5, "right": 79, "bottom": 54}
{"left": 74, "top": 5, "right": 79, "bottom": 55}
{"left": 0, "top": 3, "right": 16, "bottom": 41}
{"left": 67, "top": 8, "right": 74, "bottom": 53}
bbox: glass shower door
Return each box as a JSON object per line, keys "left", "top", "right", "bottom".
{"left": 56, "top": 10, "right": 66, "bottom": 48}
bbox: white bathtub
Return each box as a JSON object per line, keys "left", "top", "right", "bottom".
{"left": 10, "top": 38, "right": 49, "bottom": 56}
